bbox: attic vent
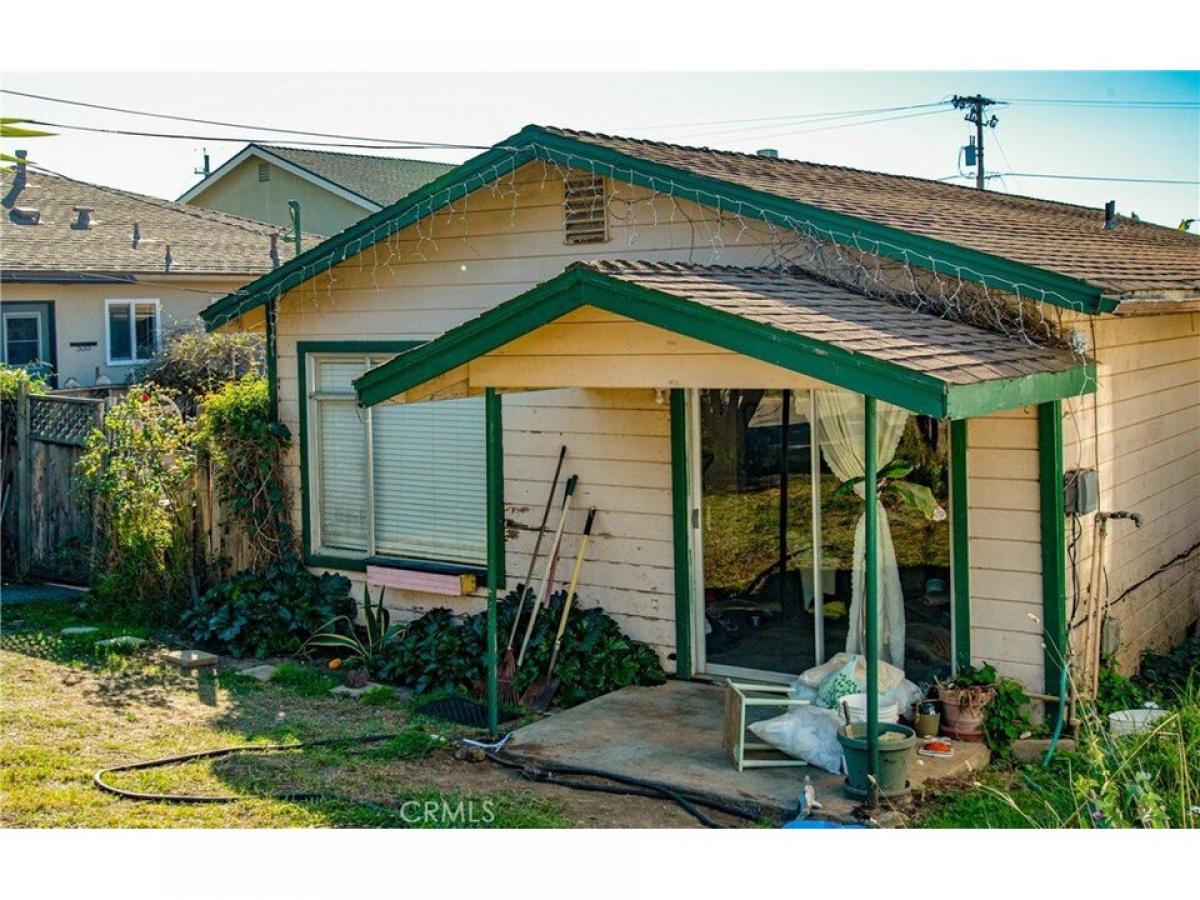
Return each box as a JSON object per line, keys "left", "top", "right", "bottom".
{"left": 258, "top": 162, "right": 270, "bottom": 182}
{"left": 564, "top": 175, "right": 608, "bottom": 245}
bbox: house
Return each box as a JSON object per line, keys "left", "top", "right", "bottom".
{"left": 178, "top": 143, "right": 456, "bottom": 237}
{"left": 201, "top": 125, "right": 1200, "bottom": 735}
{"left": 0, "top": 155, "right": 308, "bottom": 387}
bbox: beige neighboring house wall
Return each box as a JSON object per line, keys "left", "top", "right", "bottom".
{"left": 2, "top": 279, "right": 246, "bottom": 387}
{"left": 185, "top": 157, "right": 370, "bottom": 238}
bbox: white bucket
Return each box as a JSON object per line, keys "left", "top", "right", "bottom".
{"left": 841, "top": 693, "right": 899, "bottom": 724}
{"left": 1108, "top": 707, "right": 1167, "bottom": 737}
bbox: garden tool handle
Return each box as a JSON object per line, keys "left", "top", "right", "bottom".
{"left": 507, "top": 446, "right": 567, "bottom": 649}
{"left": 554, "top": 508, "right": 597, "bottom": 644}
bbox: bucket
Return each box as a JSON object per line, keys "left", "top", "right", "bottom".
{"left": 837, "top": 722, "right": 916, "bottom": 799}
{"left": 841, "top": 693, "right": 899, "bottom": 724}
{"left": 1108, "top": 707, "right": 1167, "bottom": 737}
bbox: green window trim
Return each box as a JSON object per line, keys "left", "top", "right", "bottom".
{"left": 202, "top": 125, "right": 1114, "bottom": 333}
{"left": 296, "top": 340, "right": 489, "bottom": 579}
{"left": 354, "top": 265, "right": 1095, "bottom": 420}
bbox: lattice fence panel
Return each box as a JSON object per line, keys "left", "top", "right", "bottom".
{"left": 28, "top": 395, "right": 103, "bottom": 447}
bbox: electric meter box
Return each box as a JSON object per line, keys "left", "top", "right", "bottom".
{"left": 1064, "top": 468, "right": 1099, "bottom": 515}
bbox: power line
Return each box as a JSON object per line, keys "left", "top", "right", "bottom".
{"left": 708, "top": 108, "right": 957, "bottom": 144}
{"left": 1, "top": 88, "right": 489, "bottom": 149}
{"left": 1000, "top": 96, "right": 1200, "bottom": 109}
{"left": 940, "top": 171, "right": 1199, "bottom": 186}
{"left": 630, "top": 101, "right": 949, "bottom": 132}
{"left": 24, "top": 119, "right": 488, "bottom": 151}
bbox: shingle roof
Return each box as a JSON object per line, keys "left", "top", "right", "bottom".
{"left": 255, "top": 145, "right": 456, "bottom": 207}
{"left": 2, "top": 167, "right": 310, "bottom": 277}
{"left": 543, "top": 127, "right": 1200, "bottom": 297}
{"left": 579, "top": 260, "right": 1082, "bottom": 385}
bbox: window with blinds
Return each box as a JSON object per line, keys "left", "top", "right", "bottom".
{"left": 307, "top": 352, "right": 486, "bottom": 566}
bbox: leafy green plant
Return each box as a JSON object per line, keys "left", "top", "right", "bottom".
{"left": 983, "top": 676, "right": 1033, "bottom": 753}
{"left": 78, "top": 387, "right": 198, "bottom": 624}
{"left": 1096, "top": 665, "right": 1147, "bottom": 716}
{"left": 375, "top": 589, "right": 666, "bottom": 707}
{"left": 833, "top": 459, "right": 945, "bottom": 520}
{"left": 138, "top": 326, "right": 263, "bottom": 418}
{"left": 1137, "top": 634, "right": 1200, "bottom": 702}
{"left": 195, "top": 374, "right": 293, "bottom": 569}
{"left": 182, "top": 559, "right": 354, "bottom": 658}
{"left": 946, "top": 662, "right": 998, "bottom": 688}
{"left": 302, "top": 584, "right": 404, "bottom": 671}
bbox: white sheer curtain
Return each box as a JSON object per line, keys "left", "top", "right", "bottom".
{"left": 815, "top": 390, "right": 909, "bottom": 669}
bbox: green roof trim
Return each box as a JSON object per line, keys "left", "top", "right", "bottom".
{"left": 202, "top": 125, "right": 1115, "bottom": 331}
{"left": 353, "top": 265, "right": 1095, "bottom": 420}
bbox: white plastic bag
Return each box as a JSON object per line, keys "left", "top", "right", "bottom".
{"left": 747, "top": 705, "right": 844, "bottom": 774}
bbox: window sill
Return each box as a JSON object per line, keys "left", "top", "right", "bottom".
{"left": 367, "top": 555, "right": 486, "bottom": 580}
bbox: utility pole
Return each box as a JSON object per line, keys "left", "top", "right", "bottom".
{"left": 952, "top": 95, "right": 999, "bottom": 190}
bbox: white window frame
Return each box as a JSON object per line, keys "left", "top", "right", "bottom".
{"left": 105, "top": 298, "right": 161, "bottom": 366}
{"left": 2, "top": 310, "right": 43, "bottom": 365}
{"left": 304, "top": 350, "right": 486, "bottom": 568}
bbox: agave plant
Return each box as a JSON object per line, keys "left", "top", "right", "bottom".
{"left": 301, "top": 583, "right": 404, "bottom": 671}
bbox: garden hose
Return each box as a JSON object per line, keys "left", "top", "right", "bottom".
{"left": 92, "top": 732, "right": 763, "bottom": 827}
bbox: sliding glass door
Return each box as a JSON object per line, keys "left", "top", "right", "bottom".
{"left": 690, "top": 388, "right": 952, "bottom": 684}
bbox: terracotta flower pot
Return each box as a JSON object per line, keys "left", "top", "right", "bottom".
{"left": 938, "top": 686, "right": 994, "bottom": 739}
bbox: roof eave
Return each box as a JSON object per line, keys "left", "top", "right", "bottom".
{"left": 354, "top": 263, "right": 1095, "bottom": 419}
{"left": 203, "top": 124, "right": 1115, "bottom": 331}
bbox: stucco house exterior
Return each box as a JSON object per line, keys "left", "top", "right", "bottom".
{"left": 179, "top": 143, "right": 456, "bottom": 238}
{"left": 201, "top": 125, "right": 1200, "bottom": 732}
{"left": 1, "top": 157, "right": 307, "bottom": 387}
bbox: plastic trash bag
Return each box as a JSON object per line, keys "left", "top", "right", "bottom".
{"left": 748, "top": 705, "right": 844, "bottom": 774}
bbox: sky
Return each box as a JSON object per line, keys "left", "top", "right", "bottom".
{"left": 2, "top": 71, "right": 1197, "bottom": 228}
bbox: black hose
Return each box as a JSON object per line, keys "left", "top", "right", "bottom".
{"left": 485, "top": 750, "right": 768, "bottom": 826}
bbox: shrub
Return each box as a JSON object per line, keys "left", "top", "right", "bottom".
{"left": 195, "top": 374, "right": 293, "bottom": 567}
{"left": 78, "top": 387, "right": 198, "bottom": 624}
{"left": 1137, "top": 634, "right": 1200, "bottom": 701}
{"left": 139, "top": 326, "right": 263, "bottom": 418}
{"left": 182, "top": 559, "right": 354, "bottom": 659}
{"left": 0, "top": 363, "right": 49, "bottom": 446}
{"left": 376, "top": 588, "right": 666, "bottom": 706}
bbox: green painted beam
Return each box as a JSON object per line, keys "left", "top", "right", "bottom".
{"left": 945, "top": 364, "right": 1096, "bottom": 420}
{"left": 485, "top": 387, "right": 504, "bottom": 737}
{"left": 950, "top": 418, "right": 971, "bottom": 671}
{"left": 202, "top": 124, "right": 1112, "bottom": 332}
{"left": 355, "top": 264, "right": 1094, "bottom": 420}
{"left": 1038, "top": 400, "right": 1069, "bottom": 722}
{"left": 864, "top": 396, "right": 880, "bottom": 781}
{"left": 669, "top": 388, "right": 692, "bottom": 680}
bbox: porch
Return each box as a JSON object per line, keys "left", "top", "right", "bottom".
{"left": 504, "top": 679, "right": 991, "bottom": 821}
{"left": 354, "top": 259, "right": 1094, "bottom": 782}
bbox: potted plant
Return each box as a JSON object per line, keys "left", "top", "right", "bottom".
{"left": 936, "top": 663, "right": 998, "bottom": 741}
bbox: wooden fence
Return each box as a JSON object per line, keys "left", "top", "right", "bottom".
{"left": 3, "top": 383, "right": 254, "bottom": 586}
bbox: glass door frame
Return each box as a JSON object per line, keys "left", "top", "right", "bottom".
{"left": 686, "top": 387, "right": 827, "bottom": 684}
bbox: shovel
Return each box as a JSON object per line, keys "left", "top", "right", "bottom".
{"left": 516, "top": 475, "right": 578, "bottom": 669}
{"left": 498, "top": 446, "right": 566, "bottom": 705}
{"left": 524, "top": 507, "right": 597, "bottom": 712}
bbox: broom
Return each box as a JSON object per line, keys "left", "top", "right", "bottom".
{"left": 497, "top": 446, "right": 566, "bottom": 705}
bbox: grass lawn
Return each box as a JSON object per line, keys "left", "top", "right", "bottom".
{"left": 0, "top": 598, "right": 729, "bottom": 829}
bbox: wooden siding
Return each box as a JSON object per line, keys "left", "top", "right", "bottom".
{"left": 272, "top": 166, "right": 783, "bottom": 667}
{"left": 1062, "top": 311, "right": 1200, "bottom": 674}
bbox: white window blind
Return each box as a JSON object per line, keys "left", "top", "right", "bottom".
{"left": 308, "top": 352, "right": 486, "bottom": 566}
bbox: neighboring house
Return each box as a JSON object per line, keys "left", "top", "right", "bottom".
{"left": 202, "top": 125, "right": 1199, "bottom": 719}
{"left": 179, "top": 144, "right": 456, "bottom": 238}
{"left": 1, "top": 157, "right": 308, "bottom": 387}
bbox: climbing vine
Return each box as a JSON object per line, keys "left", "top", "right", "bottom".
{"left": 196, "top": 374, "right": 295, "bottom": 568}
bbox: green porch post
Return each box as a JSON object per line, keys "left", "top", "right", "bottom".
{"left": 485, "top": 388, "right": 504, "bottom": 737}
{"left": 669, "top": 389, "right": 692, "bottom": 679}
{"left": 1038, "top": 400, "right": 1068, "bottom": 724}
{"left": 863, "top": 395, "right": 879, "bottom": 780}
{"left": 950, "top": 418, "right": 971, "bottom": 670}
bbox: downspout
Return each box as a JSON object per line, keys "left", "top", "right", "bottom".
{"left": 864, "top": 396, "right": 879, "bottom": 780}
{"left": 485, "top": 387, "right": 504, "bottom": 737}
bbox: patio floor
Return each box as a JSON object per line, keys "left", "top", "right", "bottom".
{"left": 504, "top": 679, "right": 990, "bottom": 822}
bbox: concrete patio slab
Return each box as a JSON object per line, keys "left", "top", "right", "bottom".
{"left": 504, "top": 679, "right": 989, "bottom": 821}
{"left": 235, "top": 664, "right": 279, "bottom": 682}
{"left": 60, "top": 626, "right": 100, "bottom": 636}
{"left": 331, "top": 682, "right": 386, "bottom": 698}
{"left": 95, "top": 636, "right": 148, "bottom": 650}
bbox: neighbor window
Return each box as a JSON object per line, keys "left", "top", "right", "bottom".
{"left": 2, "top": 312, "right": 42, "bottom": 365}
{"left": 306, "top": 350, "right": 487, "bottom": 567}
{"left": 106, "top": 299, "right": 160, "bottom": 365}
